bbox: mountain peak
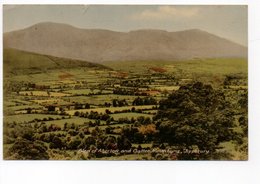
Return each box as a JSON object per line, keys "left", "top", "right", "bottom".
{"left": 26, "top": 22, "right": 77, "bottom": 31}
{"left": 30, "top": 22, "right": 75, "bottom": 28}
{"left": 129, "top": 29, "right": 168, "bottom": 33}
{"left": 174, "top": 28, "right": 211, "bottom": 35}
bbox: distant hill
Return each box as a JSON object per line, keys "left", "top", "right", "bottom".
{"left": 3, "top": 48, "right": 110, "bottom": 75}
{"left": 4, "top": 22, "right": 247, "bottom": 63}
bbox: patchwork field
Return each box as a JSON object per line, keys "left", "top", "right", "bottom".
{"left": 3, "top": 49, "right": 248, "bottom": 160}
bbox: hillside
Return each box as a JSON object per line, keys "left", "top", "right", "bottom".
{"left": 3, "top": 22, "right": 247, "bottom": 63}
{"left": 3, "top": 48, "right": 110, "bottom": 75}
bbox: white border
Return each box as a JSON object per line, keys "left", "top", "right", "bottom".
{"left": 1, "top": 1, "right": 260, "bottom": 184}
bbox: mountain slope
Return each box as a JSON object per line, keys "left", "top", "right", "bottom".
{"left": 3, "top": 48, "right": 110, "bottom": 75}
{"left": 3, "top": 22, "right": 247, "bottom": 63}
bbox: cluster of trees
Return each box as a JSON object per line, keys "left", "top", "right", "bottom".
{"left": 4, "top": 121, "right": 132, "bottom": 159}
{"left": 4, "top": 123, "right": 49, "bottom": 160}
{"left": 74, "top": 111, "right": 111, "bottom": 122}
{"left": 73, "top": 109, "right": 154, "bottom": 127}
{"left": 155, "top": 82, "right": 243, "bottom": 159}
{"left": 4, "top": 113, "right": 157, "bottom": 159}
{"left": 120, "top": 79, "right": 152, "bottom": 87}
{"left": 103, "top": 97, "right": 158, "bottom": 107}
{"left": 104, "top": 102, "right": 112, "bottom": 107}
{"left": 120, "top": 124, "right": 157, "bottom": 144}
{"left": 132, "top": 96, "right": 157, "bottom": 106}
{"left": 113, "top": 88, "right": 136, "bottom": 96}
{"left": 113, "top": 88, "right": 151, "bottom": 96}
{"left": 239, "top": 91, "right": 248, "bottom": 110}
{"left": 74, "top": 102, "right": 90, "bottom": 110}
{"left": 112, "top": 99, "right": 128, "bottom": 107}
{"left": 223, "top": 74, "right": 247, "bottom": 86}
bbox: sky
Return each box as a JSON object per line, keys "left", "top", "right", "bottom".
{"left": 3, "top": 5, "right": 247, "bottom": 46}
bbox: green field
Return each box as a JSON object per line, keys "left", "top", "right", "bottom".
{"left": 63, "top": 89, "right": 113, "bottom": 95}
{"left": 4, "top": 114, "right": 67, "bottom": 124}
{"left": 44, "top": 117, "right": 106, "bottom": 126}
{"left": 110, "top": 112, "right": 153, "bottom": 120}
{"left": 19, "top": 91, "right": 70, "bottom": 97}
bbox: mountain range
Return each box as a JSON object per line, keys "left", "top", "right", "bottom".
{"left": 3, "top": 22, "right": 247, "bottom": 63}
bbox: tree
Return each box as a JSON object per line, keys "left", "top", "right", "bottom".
{"left": 68, "top": 136, "right": 82, "bottom": 150}
{"left": 47, "top": 90, "right": 51, "bottom": 97}
{"left": 63, "top": 122, "right": 68, "bottom": 131}
{"left": 16, "top": 126, "right": 34, "bottom": 141}
{"left": 7, "top": 138, "right": 49, "bottom": 160}
{"left": 105, "top": 109, "right": 111, "bottom": 114}
{"left": 103, "top": 136, "right": 117, "bottom": 150}
{"left": 105, "top": 126, "right": 112, "bottom": 134}
{"left": 112, "top": 99, "right": 118, "bottom": 107}
{"left": 49, "top": 136, "right": 64, "bottom": 149}
{"left": 74, "top": 111, "right": 80, "bottom": 116}
{"left": 132, "top": 97, "right": 143, "bottom": 106}
{"left": 78, "top": 136, "right": 96, "bottom": 150}
{"left": 117, "top": 136, "right": 132, "bottom": 150}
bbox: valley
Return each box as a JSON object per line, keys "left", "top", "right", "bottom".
{"left": 3, "top": 48, "right": 248, "bottom": 160}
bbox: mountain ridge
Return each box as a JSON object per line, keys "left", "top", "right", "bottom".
{"left": 4, "top": 22, "right": 247, "bottom": 63}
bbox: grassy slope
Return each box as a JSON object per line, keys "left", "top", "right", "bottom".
{"left": 3, "top": 48, "right": 111, "bottom": 75}
{"left": 104, "top": 58, "right": 248, "bottom": 76}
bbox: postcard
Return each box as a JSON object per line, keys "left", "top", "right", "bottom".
{"left": 3, "top": 5, "right": 248, "bottom": 160}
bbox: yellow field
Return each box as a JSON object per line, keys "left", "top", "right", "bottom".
{"left": 153, "top": 86, "right": 180, "bottom": 91}
{"left": 19, "top": 91, "right": 70, "bottom": 97}
{"left": 32, "top": 99, "right": 64, "bottom": 104}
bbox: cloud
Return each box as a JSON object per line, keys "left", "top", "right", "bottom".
{"left": 131, "top": 6, "right": 200, "bottom": 21}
